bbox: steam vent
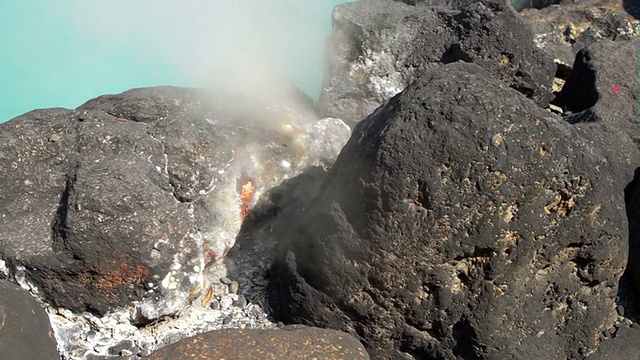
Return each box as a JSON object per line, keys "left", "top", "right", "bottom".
{"left": 0, "top": 0, "right": 639, "bottom": 359}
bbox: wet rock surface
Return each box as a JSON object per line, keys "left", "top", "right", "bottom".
{"left": 265, "top": 62, "right": 635, "bottom": 359}
{"left": 145, "top": 325, "right": 370, "bottom": 360}
{"left": 0, "top": 280, "right": 59, "bottom": 360}
{"left": 318, "top": 0, "right": 555, "bottom": 124}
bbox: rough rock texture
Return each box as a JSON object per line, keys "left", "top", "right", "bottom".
{"left": 0, "top": 86, "right": 350, "bottom": 319}
{"left": 0, "top": 280, "right": 59, "bottom": 360}
{"left": 265, "top": 62, "right": 634, "bottom": 359}
{"left": 318, "top": 0, "right": 555, "bottom": 124}
{"left": 586, "top": 324, "right": 640, "bottom": 359}
{"left": 556, "top": 38, "right": 639, "bottom": 145}
{"left": 553, "top": 37, "right": 640, "bottom": 312}
{"left": 144, "top": 325, "right": 370, "bottom": 360}
{"left": 510, "top": 0, "right": 558, "bottom": 11}
{"left": 520, "top": 0, "right": 640, "bottom": 66}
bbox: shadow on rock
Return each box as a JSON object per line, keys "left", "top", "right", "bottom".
{"left": 589, "top": 167, "right": 640, "bottom": 358}
{"left": 224, "top": 166, "right": 329, "bottom": 310}
{"left": 621, "top": 167, "right": 640, "bottom": 322}
{"left": 623, "top": 0, "right": 639, "bottom": 19}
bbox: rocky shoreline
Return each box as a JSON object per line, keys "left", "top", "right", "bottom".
{"left": 0, "top": 0, "right": 638, "bottom": 359}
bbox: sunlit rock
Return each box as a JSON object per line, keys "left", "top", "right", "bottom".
{"left": 318, "top": 0, "right": 555, "bottom": 124}
{"left": 0, "top": 86, "right": 350, "bottom": 323}
{"left": 266, "top": 62, "right": 637, "bottom": 359}
{"left": 518, "top": 0, "right": 639, "bottom": 66}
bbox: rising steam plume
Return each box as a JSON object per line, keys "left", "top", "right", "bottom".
{"left": 65, "top": 0, "right": 336, "bottom": 103}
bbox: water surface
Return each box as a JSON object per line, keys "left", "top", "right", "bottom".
{"left": 0, "top": 1, "right": 350, "bottom": 123}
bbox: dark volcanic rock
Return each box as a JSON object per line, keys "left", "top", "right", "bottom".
{"left": 266, "top": 62, "right": 633, "bottom": 359}
{"left": 510, "top": 0, "right": 558, "bottom": 11}
{"left": 557, "top": 38, "right": 639, "bottom": 146}
{"left": 585, "top": 325, "right": 640, "bottom": 359}
{"left": 144, "top": 325, "right": 370, "bottom": 360}
{"left": 0, "top": 280, "right": 59, "bottom": 360}
{"left": 519, "top": 0, "right": 640, "bottom": 66}
{"left": 0, "top": 86, "right": 349, "bottom": 318}
{"left": 318, "top": 0, "right": 555, "bottom": 124}
{"left": 392, "top": 0, "right": 479, "bottom": 8}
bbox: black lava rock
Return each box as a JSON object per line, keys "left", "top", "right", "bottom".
{"left": 0, "top": 86, "right": 330, "bottom": 317}
{"left": 266, "top": 62, "right": 632, "bottom": 359}
{"left": 0, "top": 280, "right": 59, "bottom": 360}
{"left": 318, "top": 0, "right": 555, "bottom": 124}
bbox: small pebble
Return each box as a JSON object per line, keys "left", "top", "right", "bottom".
{"left": 210, "top": 299, "right": 220, "bottom": 310}
{"left": 223, "top": 315, "right": 233, "bottom": 325}
{"left": 94, "top": 345, "right": 109, "bottom": 354}
{"left": 603, "top": 329, "right": 611, "bottom": 338}
{"left": 70, "top": 348, "right": 87, "bottom": 358}
{"left": 84, "top": 330, "right": 98, "bottom": 342}
{"left": 96, "top": 337, "right": 113, "bottom": 346}
{"left": 220, "top": 277, "right": 232, "bottom": 285}
{"left": 48, "top": 134, "right": 61, "bottom": 142}
{"left": 234, "top": 295, "right": 247, "bottom": 308}
{"left": 120, "top": 349, "right": 134, "bottom": 357}
{"left": 220, "top": 297, "right": 233, "bottom": 310}
{"left": 230, "top": 280, "right": 239, "bottom": 294}
{"left": 617, "top": 304, "right": 625, "bottom": 317}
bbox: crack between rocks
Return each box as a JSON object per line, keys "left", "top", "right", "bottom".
{"left": 142, "top": 123, "right": 183, "bottom": 204}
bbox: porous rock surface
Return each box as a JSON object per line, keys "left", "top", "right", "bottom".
{"left": 318, "top": 0, "right": 555, "bottom": 124}
{"left": 554, "top": 37, "right": 640, "bottom": 312}
{"left": 0, "top": 86, "right": 350, "bottom": 321}
{"left": 265, "top": 62, "right": 635, "bottom": 359}
{"left": 519, "top": 0, "right": 640, "bottom": 66}
{"left": 145, "top": 325, "right": 370, "bottom": 360}
{"left": 557, "top": 38, "right": 639, "bottom": 145}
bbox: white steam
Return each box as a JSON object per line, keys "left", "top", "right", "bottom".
{"left": 64, "top": 0, "right": 339, "bottom": 100}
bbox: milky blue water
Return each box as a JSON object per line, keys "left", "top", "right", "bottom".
{"left": 0, "top": 1, "right": 350, "bottom": 123}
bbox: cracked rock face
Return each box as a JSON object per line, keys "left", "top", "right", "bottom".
{"left": 0, "top": 86, "right": 350, "bottom": 320}
{"left": 265, "top": 62, "right": 632, "bottom": 359}
{"left": 318, "top": 0, "right": 555, "bottom": 125}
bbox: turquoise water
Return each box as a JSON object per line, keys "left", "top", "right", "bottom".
{"left": 0, "top": 1, "right": 349, "bottom": 123}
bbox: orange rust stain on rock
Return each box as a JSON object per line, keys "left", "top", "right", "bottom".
{"left": 72, "top": 255, "right": 150, "bottom": 300}
{"left": 237, "top": 175, "right": 256, "bottom": 220}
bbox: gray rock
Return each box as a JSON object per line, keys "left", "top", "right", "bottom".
{"left": 266, "top": 62, "right": 631, "bottom": 359}
{"left": 519, "top": 0, "right": 639, "bottom": 66}
{"left": 586, "top": 325, "right": 640, "bottom": 359}
{"left": 144, "top": 325, "right": 369, "bottom": 360}
{"left": 318, "top": 0, "right": 555, "bottom": 124}
{"left": 510, "top": 0, "right": 557, "bottom": 11}
{"left": 0, "top": 86, "right": 350, "bottom": 320}
{"left": 558, "top": 38, "right": 639, "bottom": 146}
{"left": 0, "top": 280, "right": 59, "bottom": 360}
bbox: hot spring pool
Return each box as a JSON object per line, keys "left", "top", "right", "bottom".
{"left": 0, "top": 1, "right": 352, "bottom": 123}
